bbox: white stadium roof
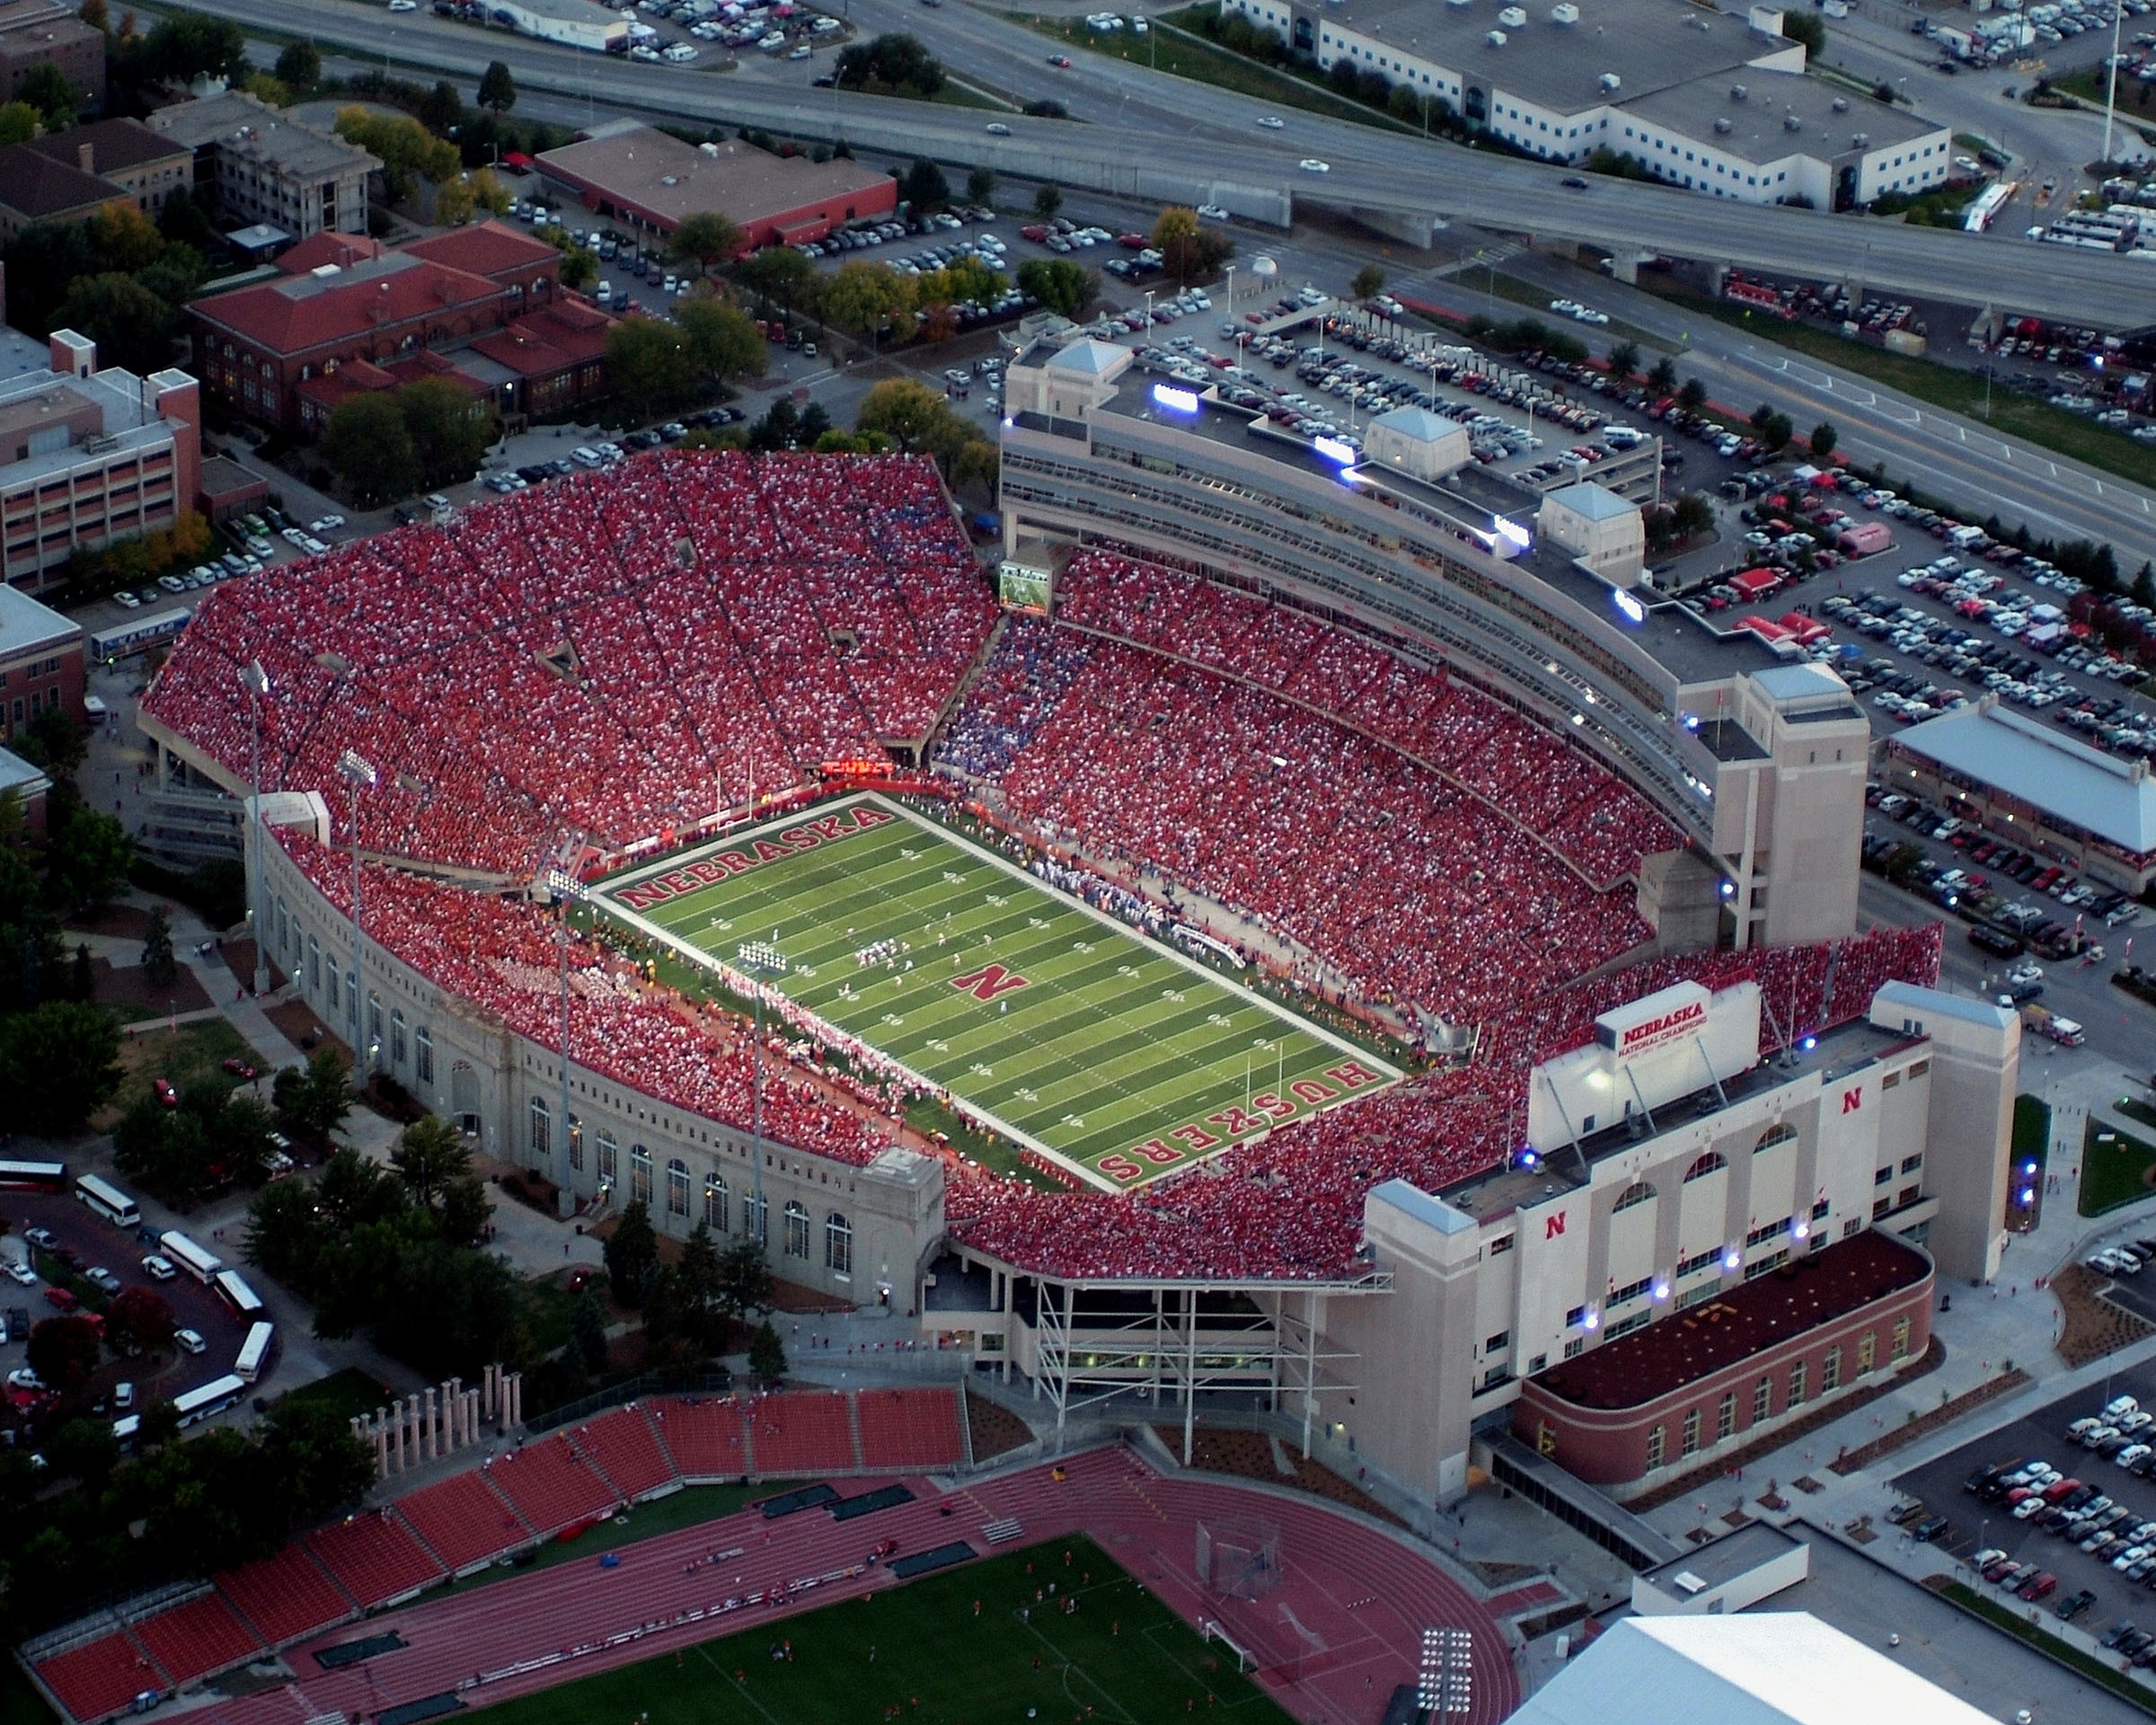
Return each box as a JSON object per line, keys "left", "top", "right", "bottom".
{"left": 1895, "top": 696, "right": 2156, "bottom": 855}
{"left": 1514, "top": 1614, "right": 1999, "bottom": 1725}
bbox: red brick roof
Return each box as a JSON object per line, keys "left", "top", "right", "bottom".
{"left": 1529, "top": 1232, "right": 1931, "bottom": 1411}
{"left": 275, "top": 232, "right": 385, "bottom": 275}
{"left": 192, "top": 256, "right": 503, "bottom": 358}
{"left": 402, "top": 220, "right": 561, "bottom": 281}
{"left": 0, "top": 144, "right": 125, "bottom": 221}
{"left": 468, "top": 302, "right": 614, "bottom": 379}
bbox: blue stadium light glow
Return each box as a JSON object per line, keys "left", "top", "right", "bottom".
{"left": 1800, "top": 1036, "right": 1816, "bottom": 1052}
{"left": 2020, "top": 1188, "right": 2036, "bottom": 1206}
{"left": 1612, "top": 588, "right": 1646, "bottom": 625}
{"left": 1152, "top": 384, "right": 1201, "bottom": 414}
{"left": 1582, "top": 1308, "right": 1601, "bottom": 1331}
{"left": 1652, "top": 1280, "right": 1670, "bottom": 1302}
{"left": 1722, "top": 1247, "right": 1742, "bottom": 1271}
{"left": 1312, "top": 435, "right": 1356, "bottom": 465}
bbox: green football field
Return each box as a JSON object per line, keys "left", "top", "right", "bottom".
{"left": 594, "top": 796, "right": 1395, "bottom": 1190}
{"left": 472, "top": 1536, "right": 1291, "bottom": 1725}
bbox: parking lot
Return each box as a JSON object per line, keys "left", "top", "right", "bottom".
{"left": 1895, "top": 1364, "right": 2156, "bottom": 1641}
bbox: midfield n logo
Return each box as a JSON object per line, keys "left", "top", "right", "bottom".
{"left": 950, "top": 962, "right": 1031, "bottom": 1002}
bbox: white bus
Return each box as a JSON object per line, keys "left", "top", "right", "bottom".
{"left": 212, "top": 1269, "right": 264, "bottom": 1320}
{"left": 157, "top": 1230, "right": 224, "bottom": 1285}
{"left": 75, "top": 1174, "right": 140, "bottom": 1230}
{"left": 86, "top": 606, "right": 190, "bottom": 661}
{"left": 233, "top": 1322, "right": 274, "bottom": 1384}
{"left": 172, "top": 1374, "right": 246, "bottom": 1428}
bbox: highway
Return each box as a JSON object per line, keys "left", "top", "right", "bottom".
{"left": 223, "top": 0, "right": 2156, "bottom": 327}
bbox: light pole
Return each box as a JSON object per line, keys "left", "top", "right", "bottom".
{"left": 337, "top": 748, "right": 376, "bottom": 1074}
{"left": 2103, "top": 0, "right": 2125, "bottom": 166}
{"left": 238, "top": 659, "right": 270, "bottom": 999}
{"left": 738, "top": 938, "right": 788, "bottom": 1250}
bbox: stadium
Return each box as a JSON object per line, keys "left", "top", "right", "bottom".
{"left": 136, "top": 402, "right": 2007, "bottom": 1594}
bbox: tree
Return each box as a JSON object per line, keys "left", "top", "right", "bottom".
{"left": 46, "top": 1417, "right": 120, "bottom": 1489}
{"left": 334, "top": 108, "right": 459, "bottom": 203}
{"left": 0, "top": 101, "right": 37, "bottom": 146}
{"left": 272, "top": 1048, "right": 354, "bottom": 1144}
{"left": 469, "top": 167, "right": 512, "bottom": 216}
{"left": 257, "top": 1396, "right": 376, "bottom": 1525}
{"left": 144, "top": 10, "right": 248, "bottom": 83}
{"left": 901, "top": 157, "right": 950, "bottom": 212}
{"left": 606, "top": 315, "right": 696, "bottom": 421}
{"left": 27, "top": 1314, "right": 101, "bottom": 1388}
{"left": 679, "top": 1218, "right": 720, "bottom": 1303}
{"left": 604, "top": 1199, "right": 658, "bottom": 1307}
{"left": 45, "top": 807, "right": 129, "bottom": 913}
{"left": 399, "top": 376, "right": 495, "bottom": 488}
{"left": 1016, "top": 257, "right": 1092, "bottom": 319}
{"left": 1809, "top": 420, "right": 1839, "bottom": 459}
{"left": 438, "top": 1175, "right": 490, "bottom": 1248}
{"left": 391, "top": 1114, "right": 471, "bottom": 1210}
{"left": 137, "top": 1397, "right": 181, "bottom": 1450}
{"left": 832, "top": 32, "right": 944, "bottom": 98}
{"left": 57, "top": 272, "right": 177, "bottom": 376}
{"left": 1033, "top": 183, "right": 1063, "bottom": 220}
{"left": 1780, "top": 9, "right": 1825, "bottom": 56}
{"left": 1677, "top": 376, "right": 1708, "bottom": 411}
{"left": 734, "top": 245, "right": 815, "bottom": 312}
{"left": 857, "top": 377, "right": 966, "bottom": 456}
{"left": 714, "top": 1238, "right": 773, "bottom": 1322}
{"left": 105, "top": 1285, "right": 173, "bottom": 1349}
{"left": 1350, "top": 262, "right": 1385, "bottom": 301}
{"left": 478, "top": 59, "right": 517, "bottom": 114}
{"left": 80, "top": 0, "right": 108, "bottom": 31}
{"left": 15, "top": 705, "right": 85, "bottom": 781}
{"left": 416, "top": 78, "right": 464, "bottom": 137}
{"left": 1671, "top": 491, "right": 1716, "bottom": 537}
{"left": 273, "top": 40, "right": 321, "bottom": 92}
{"left": 670, "top": 210, "right": 744, "bottom": 276}
{"left": 539, "top": 224, "right": 598, "bottom": 289}
{"left": 322, "top": 393, "right": 420, "bottom": 507}
{"left": 676, "top": 296, "right": 763, "bottom": 384}
{"left": 820, "top": 260, "right": 915, "bottom": 351}
{"left": 747, "top": 1319, "right": 787, "bottom": 1385}
{"left": 433, "top": 176, "right": 477, "bottom": 227}
{"left": 0, "top": 1001, "right": 119, "bottom": 1134}
{"left": 17, "top": 62, "right": 79, "bottom": 127}
{"left": 967, "top": 165, "right": 996, "bottom": 204}
{"left": 1605, "top": 340, "right": 1640, "bottom": 381}
{"left": 570, "top": 1286, "right": 610, "bottom": 1374}
{"left": 1150, "top": 204, "right": 1231, "bottom": 284}
{"left": 2134, "top": 562, "right": 2156, "bottom": 612}
{"left": 1648, "top": 356, "right": 1679, "bottom": 394}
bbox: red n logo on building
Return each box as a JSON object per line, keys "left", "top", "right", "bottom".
{"left": 950, "top": 963, "right": 1030, "bottom": 1003}
{"left": 1842, "top": 1085, "right": 1863, "bottom": 1114}
{"left": 1545, "top": 1212, "right": 1567, "bottom": 1241}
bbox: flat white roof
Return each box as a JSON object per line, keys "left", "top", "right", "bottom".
{"left": 0, "top": 581, "right": 79, "bottom": 659}
{"left": 1895, "top": 696, "right": 2156, "bottom": 855}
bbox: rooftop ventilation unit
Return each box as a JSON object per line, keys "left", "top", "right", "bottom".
{"left": 1487, "top": 27, "right": 1507, "bottom": 42}
{"left": 1498, "top": 6, "right": 1526, "bottom": 22}
{"left": 1550, "top": 3, "right": 1578, "bottom": 21}
{"left": 1730, "top": 81, "right": 1747, "bottom": 98}
{"left": 1831, "top": 94, "right": 1849, "bottom": 111}
{"left": 1598, "top": 70, "right": 1621, "bottom": 89}
{"left": 1852, "top": 131, "right": 1869, "bottom": 147}
{"left": 1783, "top": 112, "right": 1801, "bottom": 129}
{"left": 1714, "top": 116, "right": 1733, "bottom": 132}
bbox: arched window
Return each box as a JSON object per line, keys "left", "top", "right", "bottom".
{"left": 415, "top": 1025, "right": 434, "bottom": 1084}
{"left": 667, "top": 1157, "right": 689, "bottom": 1216}
{"left": 1613, "top": 1181, "right": 1656, "bottom": 1213}
{"left": 746, "top": 1192, "right": 767, "bottom": 1244}
{"left": 631, "top": 1145, "right": 653, "bottom": 1206}
{"left": 1754, "top": 1122, "right": 1798, "bottom": 1153}
{"left": 783, "top": 1200, "right": 808, "bottom": 1259}
{"left": 825, "top": 1212, "right": 852, "bottom": 1276}
{"left": 308, "top": 934, "right": 321, "bottom": 993}
{"left": 528, "top": 1096, "right": 551, "bottom": 1157}
{"left": 1683, "top": 1152, "right": 1727, "bottom": 1182}
{"left": 704, "top": 1175, "right": 728, "bottom": 1233}
{"left": 568, "top": 1115, "right": 583, "bottom": 1172}
{"left": 596, "top": 1131, "right": 618, "bottom": 1188}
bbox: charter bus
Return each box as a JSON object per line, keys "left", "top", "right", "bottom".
{"left": 0, "top": 1161, "right": 68, "bottom": 1191}
{"left": 212, "top": 1269, "right": 264, "bottom": 1321}
{"left": 172, "top": 1374, "right": 246, "bottom": 1428}
{"left": 86, "top": 606, "right": 189, "bottom": 662}
{"left": 233, "top": 1322, "right": 274, "bottom": 1384}
{"left": 75, "top": 1175, "right": 140, "bottom": 1230}
{"left": 156, "top": 1230, "right": 224, "bottom": 1285}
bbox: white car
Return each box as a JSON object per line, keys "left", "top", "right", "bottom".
{"left": 2, "top": 1261, "right": 33, "bottom": 1287}
{"left": 173, "top": 1327, "right": 206, "bottom": 1355}
{"left": 140, "top": 1254, "right": 176, "bottom": 1282}
{"left": 309, "top": 515, "right": 345, "bottom": 533}
{"left": 5, "top": 1368, "right": 43, "bottom": 1392}
{"left": 113, "top": 589, "right": 140, "bottom": 609}
{"left": 1257, "top": 114, "right": 1284, "bottom": 128}
{"left": 387, "top": 0, "right": 416, "bottom": 9}
{"left": 1298, "top": 158, "right": 1330, "bottom": 172}
{"left": 1197, "top": 203, "right": 1229, "bottom": 219}
{"left": 985, "top": 121, "right": 1012, "bottom": 135}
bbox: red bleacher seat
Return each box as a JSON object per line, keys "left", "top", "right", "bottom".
{"left": 569, "top": 1406, "right": 676, "bottom": 1501}
{"left": 35, "top": 1632, "right": 161, "bottom": 1722}
{"left": 744, "top": 1391, "right": 857, "bottom": 1475}
{"left": 393, "top": 1470, "right": 531, "bottom": 1573}
{"left": 482, "top": 1433, "right": 618, "bottom": 1535}
{"left": 213, "top": 1546, "right": 352, "bottom": 1649}
{"left": 303, "top": 1510, "right": 443, "bottom": 1609}
{"left": 128, "top": 1594, "right": 262, "bottom": 1688}
{"left": 853, "top": 1389, "right": 966, "bottom": 1471}
{"left": 646, "top": 1395, "right": 747, "bottom": 1482}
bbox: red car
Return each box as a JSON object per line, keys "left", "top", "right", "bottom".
{"left": 152, "top": 1078, "right": 178, "bottom": 1107}
{"left": 1046, "top": 52, "right": 1071, "bottom": 66}
{"left": 43, "top": 1286, "right": 76, "bottom": 1313}
{"left": 221, "top": 1057, "right": 260, "bottom": 1081}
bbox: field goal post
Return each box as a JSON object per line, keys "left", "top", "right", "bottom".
{"left": 1195, "top": 1516, "right": 1282, "bottom": 1603}
{"left": 1199, "top": 1618, "right": 1255, "bottom": 1674}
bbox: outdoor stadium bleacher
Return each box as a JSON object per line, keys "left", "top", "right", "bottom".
{"left": 855, "top": 1387, "right": 967, "bottom": 1472}
{"left": 211, "top": 1546, "right": 353, "bottom": 1647}
{"left": 568, "top": 1406, "right": 677, "bottom": 1502}
{"left": 393, "top": 1469, "right": 532, "bottom": 1573}
{"left": 480, "top": 1432, "right": 618, "bottom": 1536}
{"left": 741, "top": 1390, "right": 859, "bottom": 1475}
{"left": 126, "top": 1595, "right": 261, "bottom": 1688}
{"left": 34, "top": 1632, "right": 163, "bottom": 1723}
{"left": 302, "top": 1510, "right": 443, "bottom": 1610}
{"left": 647, "top": 1394, "right": 747, "bottom": 1482}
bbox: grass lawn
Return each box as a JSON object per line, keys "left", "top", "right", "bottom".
{"left": 1935, "top": 1580, "right": 2156, "bottom": 1716}
{"left": 277, "top": 1366, "right": 399, "bottom": 1425}
{"left": 1634, "top": 279, "right": 2156, "bottom": 492}
{"left": 105, "top": 1018, "right": 256, "bottom": 1118}
{"left": 2117, "top": 1093, "right": 2156, "bottom": 1135}
{"left": 2081, "top": 1116, "right": 2156, "bottom": 1216}
{"left": 473, "top": 1535, "right": 1291, "bottom": 1725}
{"left": 523, "top": 1274, "right": 579, "bottom": 1358}
{"left": 595, "top": 797, "right": 1392, "bottom": 1190}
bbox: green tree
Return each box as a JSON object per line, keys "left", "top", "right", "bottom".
{"left": 1605, "top": 340, "right": 1640, "bottom": 381}
{"left": 680, "top": 1217, "right": 720, "bottom": 1302}
{"left": 1151, "top": 204, "right": 1231, "bottom": 284}
{"left": 2134, "top": 562, "right": 2156, "bottom": 612}
{"left": 670, "top": 210, "right": 744, "bottom": 276}
{"left": 45, "top": 807, "right": 130, "bottom": 914}
{"left": 1350, "top": 262, "right": 1385, "bottom": 301}
{"left": 1809, "top": 420, "right": 1839, "bottom": 459}
{"left": 1648, "top": 356, "right": 1679, "bottom": 394}
{"left": 901, "top": 157, "right": 950, "bottom": 211}
{"left": 140, "top": 902, "right": 176, "bottom": 986}
{"left": 1032, "top": 182, "right": 1063, "bottom": 221}
{"left": 1780, "top": 8, "right": 1824, "bottom": 56}
{"left": 1671, "top": 491, "right": 1716, "bottom": 537}
{"left": 0, "top": 101, "right": 37, "bottom": 146}
{"left": 605, "top": 314, "right": 696, "bottom": 421}
{"left": 322, "top": 392, "right": 420, "bottom": 507}
{"left": 477, "top": 59, "right": 517, "bottom": 114}
{"left": 144, "top": 10, "right": 248, "bottom": 83}
{"left": 391, "top": 1114, "right": 471, "bottom": 1210}
{"left": 966, "top": 165, "right": 996, "bottom": 205}
{"left": 104, "top": 1285, "right": 173, "bottom": 1349}
{"left": 820, "top": 259, "right": 915, "bottom": 351}
{"left": 258, "top": 1396, "right": 376, "bottom": 1524}
{"left": 676, "top": 297, "right": 764, "bottom": 385}
{"left": 0, "top": 1000, "right": 119, "bottom": 1134}
{"left": 714, "top": 1238, "right": 773, "bottom": 1322}
{"left": 438, "top": 1174, "right": 489, "bottom": 1248}
{"left": 832, "top": 32, "right": 944, "bottom": 98}
{"left": 539, "top": 222, "right": 598, "bottom": 289}
{"left": 17, "top": 62, "right": 78, "bottom": 126}
{"left": 1677, "top": 376, "right": 1708, "bottom": 411}
{"left": 272, "top": 1047, "right": 354, "bottom": 1144}
{"left": 27, "top": 1314, "right": 101, "bottom": 1387}
{"left": 415, "top": 78, "right": 464, "bottom": 137}
{"left": 244, "top": 1174, "right": 332, "bottom": 1286}
{"left": 570, "top": 1285, "right": 611, "bottom": 1373}
{"left": 80, "top": 0, "right": 108, "bottom": 31}
{"left": 1016, "top": 257, "right": 1092, "bottom": 318}
{"left": 433, "top": 176, "right": 477, "bottom": 227}
{"left": 16, "top": 703, "right": 86, "bottom": 781}
{"left": 398, "top": 376, "right": 495, "bottom": 489}
{"left": 56, "top": 272, "right": 177, "bottom": 376}
{"left": 469, "top": 166, "right": 512, "bottom": 216}
{"left": 604, "top": 1199, "right": 658, "bottom": 1307}
{"left": 734, "top": 244, "right": 815, "bottom": 312}
{"left": 335, "top": 108, "right": 458, "bottom": 203}
{"left": 747, "top": 1319, "right": 787, "bottom": 1385}
{"left": 273, "top": 40, "right": 321, "bottom": 91}
{"left": 137, "top": 1397, "right": 181, "bottom": 1450}
{"left": 46, "top": 1417, "right": 119, "bottom": 1489}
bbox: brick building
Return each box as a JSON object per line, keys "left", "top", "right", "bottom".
{"left": 23, "top": 119, "right": 192, "bottom": 215}
{"left": 0, "top": 578, "right": 83, "bottom": 742}
{"left": 0, "top": 140, "right": 128, "bottom": 239}
{"left": 0, "top": 0, "right": 103, "bottom": 115}
{"left": 464, "top": 299, "right": 613, "bottom": 424}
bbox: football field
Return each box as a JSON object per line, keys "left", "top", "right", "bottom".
{"left": 592, "top": 795, "right": 1395, "bottom": 1190}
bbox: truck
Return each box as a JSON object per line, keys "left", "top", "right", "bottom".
{"left": 2021, "top": 1004, "right": 2086, "bottom": 1046}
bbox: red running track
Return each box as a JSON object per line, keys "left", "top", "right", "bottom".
{"left": 182, "top": 1446, "right": 1516, "bottom": 1725}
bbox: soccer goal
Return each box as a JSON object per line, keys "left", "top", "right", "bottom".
{"left": 1195, "top": 1516, "right": 1282, "bottom": 1603}
{"left": 1199, "top": 1619, "right": 1255, "bottom": 1674}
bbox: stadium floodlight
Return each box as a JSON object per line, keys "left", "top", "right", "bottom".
{"left": 338, "top": 750, "right": 376, "bottom": 1075}
{"left": 237, "top": 660, "right": 272, "bottom": 999}
{"left": 738, "top": 939, "right": 789, "bottom": 1248}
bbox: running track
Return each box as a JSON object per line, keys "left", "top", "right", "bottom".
{"left": 185, "top": 1446, "right": 1519, "bottom": 1725}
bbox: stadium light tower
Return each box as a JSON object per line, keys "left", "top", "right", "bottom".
{"left": 548, "top": 871, "right": 587, "bottom": 1218}
{"left": 738, "top": 937, "right": 788, "bottom": 1250}
{"left": 337, "top": 748, "right": 377, "bottom": 1074}
{"left": 238, "top": 659, "right": 271, "bottom": 999}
